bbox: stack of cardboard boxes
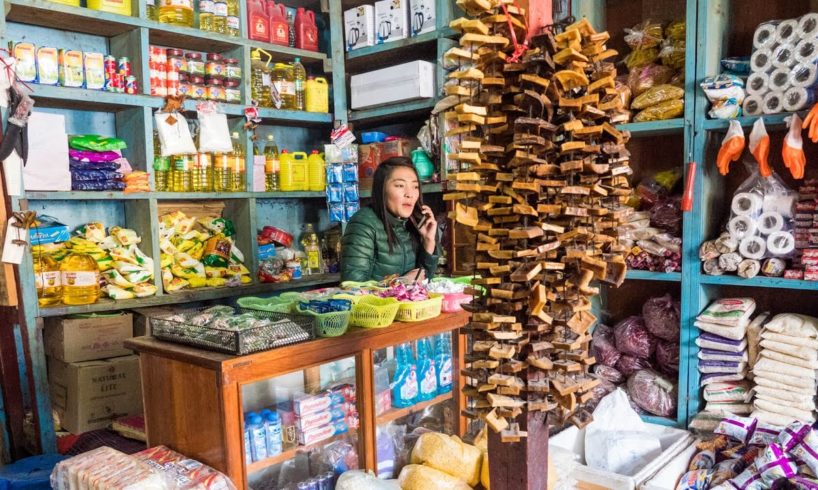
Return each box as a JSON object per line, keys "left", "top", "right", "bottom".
{"left": 45, "top": 313, "right": 143, "bottom": 434}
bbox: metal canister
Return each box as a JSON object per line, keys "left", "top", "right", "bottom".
{"left": 109, "top": 73, "right": 123, "bottom": 93}
{"left": 125, "top": 76, "right": 138, "bottom": 94}
{"left": 104, "top": 54, "right": 117, "bottom": 75}
{"left": 117, "top": 56, "right": 131, "bottom": 76}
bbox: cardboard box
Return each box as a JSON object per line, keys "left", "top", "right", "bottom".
{"left": 375, "top": 0, "right": 409, "bottom": 44}
{"left": 45, "top": 313, "right": 133, "bottom": 363}
{"left": 344, "top": 5, "right": 375, "bottom": 51}
{"left": 29, "top": 219, "right": 70, "bottom": 245}
{"left": 357, "top": 139, "right": 411, "bottom": 182}
{"left": 409, "top": 0, "right": 435, "bottom": 36}
{"left": 48, "top": 355, "right": 143, "bottom": 434}
{"left": 351, "top": 60, "right": 435, "bottom": 109}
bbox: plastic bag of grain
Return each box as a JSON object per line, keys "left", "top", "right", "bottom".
{"left": 410, "top": 432, "right": 482, "bottom": 487}
{"left": 398, "top": 464, "right": 472, "bottom": 490}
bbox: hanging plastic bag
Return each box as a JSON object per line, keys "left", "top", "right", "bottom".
{"left": 716, "top": 120, "right": 745, "bottom": 175}
{"left": 700, "top": 74, "right": 746, "bottom": 120}
{"left": 782, "top": 114, "right": 806, "bottom": 179}
{"left": 197, "top": 101, "right": 233, "bottom": 153}
{"left": 154, "top": 111, "right": 196, "bottom": 157}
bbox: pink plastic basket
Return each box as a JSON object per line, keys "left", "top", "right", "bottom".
{"left": 441, "top": 292, "right": 471, "bottom": 313}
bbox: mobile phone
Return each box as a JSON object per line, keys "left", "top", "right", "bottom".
{"left": 410, "top": 208, "right": 428, "bottom": 230}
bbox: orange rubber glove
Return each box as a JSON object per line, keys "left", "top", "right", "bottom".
{"left": 716, "top": 120, "right": 745, "bottom": 176}
{"left": 803, "top": 102, "right": 818, "bottom": 143}
{"left": 783, "top": 114, "right": 807, "bottom": 179}
{"left": 749, "top": 118, "right": 772, "bottom": 178}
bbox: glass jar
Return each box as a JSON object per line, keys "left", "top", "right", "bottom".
{"left": 178, "top": 73, "right": 191, "bottom": 97}
{"left": 206, "top": 78, "right": 225, "bottom": 101}
{"left": 224, "top": 79, "right": 241, "bottom": 103}
{"left": 225, "top": 58, "right": 241, "bottom": 81}
{"left": 167, "top": 48, "right": 186, "bottom": 74}
{"left": 205, "top": 52, "right": 225, "bottom": 78}
{"left": 190, "top": 75, "right": 206, "bottom": 99}
{"left": 185, "top": 52, "right": 205, "bottom": 77}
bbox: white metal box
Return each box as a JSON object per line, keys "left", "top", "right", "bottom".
{"left": 350, "top": 60, "right": 435, "bottom": 109}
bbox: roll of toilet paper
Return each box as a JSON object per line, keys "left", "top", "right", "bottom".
{"left": 797, "top": 13, "right": 818, "bottom": 40}
{"left": 762, "top": 193, "right": 795, "bottom": 218}
{"left": 783, "top": 86, "right": 816, "bottom": 112}
{"left": 792, "top": 62, "right": 818, "bottom": 88}
{"left": 757, "top": 211, "right": 785, "bottom": 235}
{"left": 795, "top": 38, "right": 818, "bottom": 64}
{"left": 776, "top": 19, "right": 799, "bottom": 45}
{"left": 739, "top": 236, "right": 767, "bottom": 260}
{"left": 751, "top": 48, "right": 774, "bottom": 73}
{"left": 754, "top": 21, "right": 781, "bottom": 50}
{"left": 743, "top": 95, "right": 764, "bottom": 116}
{"left": 762, "top": 91, "right": 785, "bottom": 114}
{"left": 746, "top": 72, "right": 770, "bottom": 96}
{"left": 772, "top": 43, "right": 796, "bottom": 68}
{"left": 732, "top": 192, "right": 763, "bottom": 216}
{"left": 729, "top": 215, "right": 758, "bottom": 240}
{"left": 767, "top": 231, "right": 795, "bottom": 256}
{"left": 769, "top": 68, "right": 792, "bottom": 90}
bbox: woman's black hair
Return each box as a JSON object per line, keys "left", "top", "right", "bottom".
{"left": 370, "top": 156, "right": 424, "bottom": 253}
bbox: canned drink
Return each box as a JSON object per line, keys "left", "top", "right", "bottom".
{"left": 117, "top": 56, "right": 131, "bottom": 77}
{"left": 125, "top": 76, "right": 138, "bottom": 94}
{"left": 110, "top": 73, "right": 123, "bottom": 93}
{"left": 104, "top": 55, "right": 117, "bottom": 74}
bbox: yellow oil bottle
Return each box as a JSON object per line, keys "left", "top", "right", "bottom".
{"left": 272, "top": 62, "right": 295, "bottom": 110}
{"left": 198, "top": 0, "right": 215, "bottom": 31}
{"left": 212, "top": 0, "right": 227, "bottom": 33}
{"left": 307, "top": 150, "right": 325, "bottom": 191}
{"left": 250, "top": 49, "right": 272, "bottom": 107}
{"left": 60, "top": 252, "right": 100, "bottom": 306}
{"left": 34, "top": 250, "right": 62, "bottom": 307}
{"left": 193, "top": 152, "right": 213, "bottom": 192}
{"left": 153, "top": 132, "right": 170, "bottom": 192}
{"left": 171, "top": 154, "right": 193, "bottom": 192}
{"left": 230, "top": 132, "right": 246, "bottom": 191}
{"left": 213, "top": 152, "right": 231, "bottom": 191}
{"left": 305, "top": 77, "right": 329, "bottom": 113}
{"left": 264, "top": 133, "right": 280, "bottom": 191}
{"left": 226, "top": 0, "right": 240, "bottom": 36}
{"left": 280, "top": 150, "right": 308, "bottom": 191}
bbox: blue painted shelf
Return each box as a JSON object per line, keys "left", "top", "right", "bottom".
{"left": 615, "top": 119, "right": 685, "bottom": 136}
{"left": 256, "top": 191, "right": 326, "bottom": 199}
{"left": 28, "top": 84, "right": 154, "bottom": 111}
{"left": 641, "top": 415, "right": 682, "bottom": 428}
{"left": 6, "top": 0, "right": 137, "bottom": 37}
{"left": 256, "top": 108, "right": 334, "bottom": 125}
{"left": 702, "top": 112, "right": 806, "bottom": 132}
{"left": 626, "top": 270, "right": 683, "bottom": 282}
{"left": 699, "top": 274, "right": 818, "bottom": 291}
{"left": 349, "top": 99, "right": 437, "bottom": 124}
{"left": 25, "top": 191, "right": 147, "bottom": 200}
{"left": 346, "top": 31, "right": 439, "bottom": 61}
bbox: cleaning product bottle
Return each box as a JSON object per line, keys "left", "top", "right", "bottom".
{"left": 295, "top": 8, "right": 318, "bottom": 51}
{"left": 34, "top": 250, "right": 61, "bottom": 307}
{"left": 292, "top": 57, "right": 306, "bottom": 111}
{"left": 159, "top": 0, "right": 194, "bottom": 26}
{"left": 267, "top": 1, "right": 289, "bottom": 46}
{"left": 264, "top": 133, "right": 280, "bottom": 191}
{"left": 307, "top": 149, "right": 325, "bottom": 191}
{"left": 434, "top": 333, "right": 453, "bottom": 394}
{"left": 60, "top": 252, "right": 100, "bottom": 306}
{"left": 415, "top": 337, "right": 437, "bottom": 402}
{"left": 198, "top": 0, "right": 214, "bottom": 31}
{"left": 230, "top": 131, "right": 245, "bottom": 191}
{"left": 247, "top": 0, "right": 269, "bottom": 42}
{"left": 260, "top": 409, "right": 283, "bottom": 456}
{"left": 250, "top": 49, "right": 272, "bottom": 107}
{"left": 226, "top": 0, "right": 240, "bottom": 36}
{"left": 212, "top": 0, "right": 228, "bottom": 33}
{"left": 391, "top": 342, "right": 418, "bottom": 408}
{"left": 246, "top": 412, "right": 268, "bottom": 462}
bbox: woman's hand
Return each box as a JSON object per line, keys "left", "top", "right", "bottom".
{"left": 401, "top": 268, "right": 426, "bottom": 283}
{"left": 418, "top": 205, "right": 437, "bottom": 254}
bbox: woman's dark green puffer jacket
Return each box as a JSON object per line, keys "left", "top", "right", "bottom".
{"left": 341, "top": 207, "right": 440, "bottom": 281}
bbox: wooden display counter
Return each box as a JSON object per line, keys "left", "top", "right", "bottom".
{"left": 125, "top": 311, "right": 470, "bottom": 489}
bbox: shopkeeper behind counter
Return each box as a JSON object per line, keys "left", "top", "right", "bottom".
{"left": 341, "top": 157, "right": 440, "bottom": 282}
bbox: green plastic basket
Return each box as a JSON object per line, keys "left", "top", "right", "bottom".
{"left": 295, "top": 304, "right": 350, "bottom": 338}
{"left": 349, "top": 296, "right": 400, "bottom": 328}
{"left": 236, "top": 295, "right": 296, "bottom": 313}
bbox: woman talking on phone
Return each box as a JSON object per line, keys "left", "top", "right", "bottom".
{"left": 341, "top": 157, "right": 440, "bottom": 282}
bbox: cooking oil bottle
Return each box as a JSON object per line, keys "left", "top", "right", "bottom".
{"left": 272, "top": 62, "right": 295, "bottom": 110}
{"left": 153, "top": 131, "right": 170, "bottom": 192}
{"left": 60, "top": 252, "right": 100, "bottom": 306}
{"left": 264, "top": 133, "right": 280, "bottom": 191}
{"left": 34, "top": 250, "right": 62, "bottom": 307}
{"left": 212, "top": 0, "right": 228, "bottom": 33}
{"left": 213, "top": 152, "right": 231, "bottom": 191}
{"left": 194, "top": 152, "right": 213, "bottom": 191}
{"left": 300, "top": 224, "right": 321, "bottom": 275}
{"left": 226, "top": 0, "right": 239, "bottom": 36}
{"left": 147, "top": 0, "right": 158, "bottom": 20}
{"left": 230, "top": 132, "right": 245, "bottom": 191}
{"left": 198, "top": 0, "right": 214, "bottom": 31}
{"left": 307, "top": 149, "right": 325, "bottom": 191}
{"left": 293, "top": 57, "right": 306, "bottom": 111}
{"left": 250, "top": 49, "right": 272, "bottom": 107}
{"left": 171, "top": 154, "right": 193, "bottom": 192}
{"left": 159, "top": 0, "right": 194, "bottom": 27}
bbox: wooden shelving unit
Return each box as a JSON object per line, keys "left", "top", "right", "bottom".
{"left": 375, "top": 392, "right": 453, "bottom": 425}
{"left": 246, "top": 433, "right": 354, "bottom": 473}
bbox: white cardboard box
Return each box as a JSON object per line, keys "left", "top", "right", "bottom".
{"left": 350, "top": 60, "right": 435, "bottom": 109}
{"left": 374, "top": 0, "right": 408, "bottom": 44}
{"left": 344, "top": 5, "right": 375, "bottom": 51}
{"left": 409, "top": 0, "right": 435, "bottom": 36}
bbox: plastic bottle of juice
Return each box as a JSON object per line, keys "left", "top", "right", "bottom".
{"left": 34, "top": 250, "right": 62, "bottom": 307}
{"left": 198, "top": 0, "right": 214, "bottom": 31}
{"left": 159, "top": 0, "right": 194, "bottom": 27}
{"left": 415, "top": 337, "right": 437, "bottom": 402}
{"left": 250, "top": 49, "right": 272, "bottom": 107}
{"left": 230, "top": 132, "right": 246, "bottom": 191}
{"left": 153, "top": 132, "right": 170, "bottom": 192}
{"left": 434, "top": 333, "right": 453, "bottom": 394}
{"left": 60, "top": 252, "right": 100, "bottom": 306}
{"left": 147, "top": 0, "right": 159, "bottom": 20}
{"left": 212, "top": 0, "right": 228, "bottom": 34}
{"left": 391, "top": 342, "right": 418, "bottom": 408}
{"left": 213, "top": 152, "right": 231, "bottom": 191}
{"left": 292, "top": 57, "right": 306, "bottom": 111}
{"left": 306, "top": 149, "right": 325, "bottom": 191}
{"left": 264, "top": 133, "right": 280, "bottom": 191}
{"left": 226, "top": 0, "right": 240, "bottom": 36}
{"left": 300, "top": 224, "right": 321, "bottom": 275}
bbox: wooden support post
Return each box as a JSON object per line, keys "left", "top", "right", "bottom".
{"left": 487, "top": 411, "right": 549, "bottom": 490}
{"left": 356, "top": 349, "right": 377, "bottom": 472}
{"left": 0, "top": 307, "right": 24, "bottom": 460}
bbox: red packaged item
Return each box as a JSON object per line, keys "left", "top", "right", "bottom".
{"left": 267, "top": 1, "right": 289, "bottom": 46}
{"left": 295, "top": 8, "right": 319, "bottom": 51}
{"left": 258, "top": 225, "right": 293, "bottom": 247}
{"left": 247, "top": 0, "right": 270, "bottom": 42}
{"left": 785, "top": 269, "right": 805, "bottom": 279}
{"left": 135, "top": 445, "right": 237, "bottom": 489}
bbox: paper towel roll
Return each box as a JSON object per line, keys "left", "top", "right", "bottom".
{"left": 762, "top": 193, "right": 795, "bottom": 218}
{"left": 792, "top": 62, "right": 818, "bottom": 88}
{"left": 754, "top": 21, "right": 781, "bottom": 50}
{"left": 743, "top": 95, "right": 764, "bottom": 116}
{"left": 746, "top": 72, "right": 770, "bottom": 96}
{"left": 762, "top": 91, "right": 785, "bottom": 114}
{"left": 769, "top": 68, "right": 791, "bottom": 90}
{"left": 795, "top": 38, "right": 818, "bottom": 64}
{"left": 783, "top": 86, "right": 816, "bottom": 112}
{"left": 729, "top": 216, "right": 758, "bottom": 240}
{"left": 751, "top": 48, "right": 774, "bottom": 73}
{"left": 767, "top": 231, "right": 795, "bottom": 256}
{"left": 797, "top": 13, "right": 818, "bottom": 40}
{"left": 776, "top": 19, "right": 799, "bottom": 45}
{"left": 732, "top": 192, "right": 763, "bottom": 216}
{"left": 757, "top": 211, "right": 785, "bottom": 235}
{"left": 739, "top": 236, "right": 767, "bottom": 260}
{"left": 772, "top": 43, "right": 796, "bottom": 68}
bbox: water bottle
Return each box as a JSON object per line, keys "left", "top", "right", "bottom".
{"left": 261, "top": 409, "right": 283, "bottom": 456}
{"left": 247, "top": 412, "right": 268, "bottom": 462}
{"left": 243, "top": 417, "right": 252, "bottom": 465}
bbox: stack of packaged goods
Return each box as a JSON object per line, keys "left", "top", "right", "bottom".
{"left": 589, "top": 295, "right": 680, "bottom": 417}
{"left": 68, "top": 135, "right": 129, "bottom": 191}
{"left": 150, "top": 46, "right": 242, "bottom": 103}
{"left": 621, "top": 20, "right": 686, "bottom": 122}
{"left": 793, "top": 179, "right": 818, "bottom": 280}
{"left": 158, "top": 212, "right": 252, "bottom": 291}
{"left": 294, "top": 385, "right": 358, "bottom": 447}
{"left": 753, "top": 313, "right": 818, "bottom": 426}
{"left": 694, "top": 298, "right": 758, "bottom": 419}
{"left": 325, "top": 144, "right": 360, "bottom": 223}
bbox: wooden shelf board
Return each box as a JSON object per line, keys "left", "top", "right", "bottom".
{"left": 7, "top": 0, "right": 138, "bottom": 37}
{"left": 615, "top": 119, "right": 685, "bottom": 136}
{"left": 700, "top": 274, "right": 818, "bottom": 291}
{"left": 702, "top": 112, "right": 805, "bottom": 132}
{"left": 376, "top": 392, "right": 453, "bottom": 425}
{"left": 38, "top": 274, "right": 340, "bottom": 317}
{"left": 246, "top": 432, "right": 353, "bottom": 473}
{"left": 626, "top": 270, "right": 682, "bottom": 282}
{"left": 349, "top": 99, "right": 437, "bottom": 125}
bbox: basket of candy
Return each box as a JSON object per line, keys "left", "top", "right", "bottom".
{"left": 149, "top": 305, "right": 315, "bottom": 355}
{"left": 295, "top": 298, "right": 352, "bottom": 338}
{"left": 377, "top": 282, "right": 443, "bottom": 322}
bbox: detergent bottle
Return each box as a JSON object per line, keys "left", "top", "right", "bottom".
{"left": 307, "top": 150, "right": 325, "bottom": 191}
{"left": 434, "top": 332, "right": 453, "bottom": 394}
{"left": 247, "top": 0, "right": 270, "bottom": 42}
{"left": 295, "top": 8, "right": 319, "bottom": 51}
{"left": 390, "top": 342, "right": 418, "bottom": 408}
{"left": 267, "top": 1, "right": 289, "bottom": 46}
{"left": 415, "top": 337, "right": 437, "bottom": 402}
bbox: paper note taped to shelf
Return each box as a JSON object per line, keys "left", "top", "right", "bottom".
{"left": 1, "top": 221, "right": 26, "bottom": 265}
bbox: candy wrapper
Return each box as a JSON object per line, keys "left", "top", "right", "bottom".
{"left": 676, "top": 470, "right": 711, "bottom": 490}
{"left": 688, "top": 448, "right": 716, "bottom": 471}
{"left": 711, "top": 459, "right": 745, "bottom": 486}
{"left": 715, "top": 415, "right": 757, "bottom": 444}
